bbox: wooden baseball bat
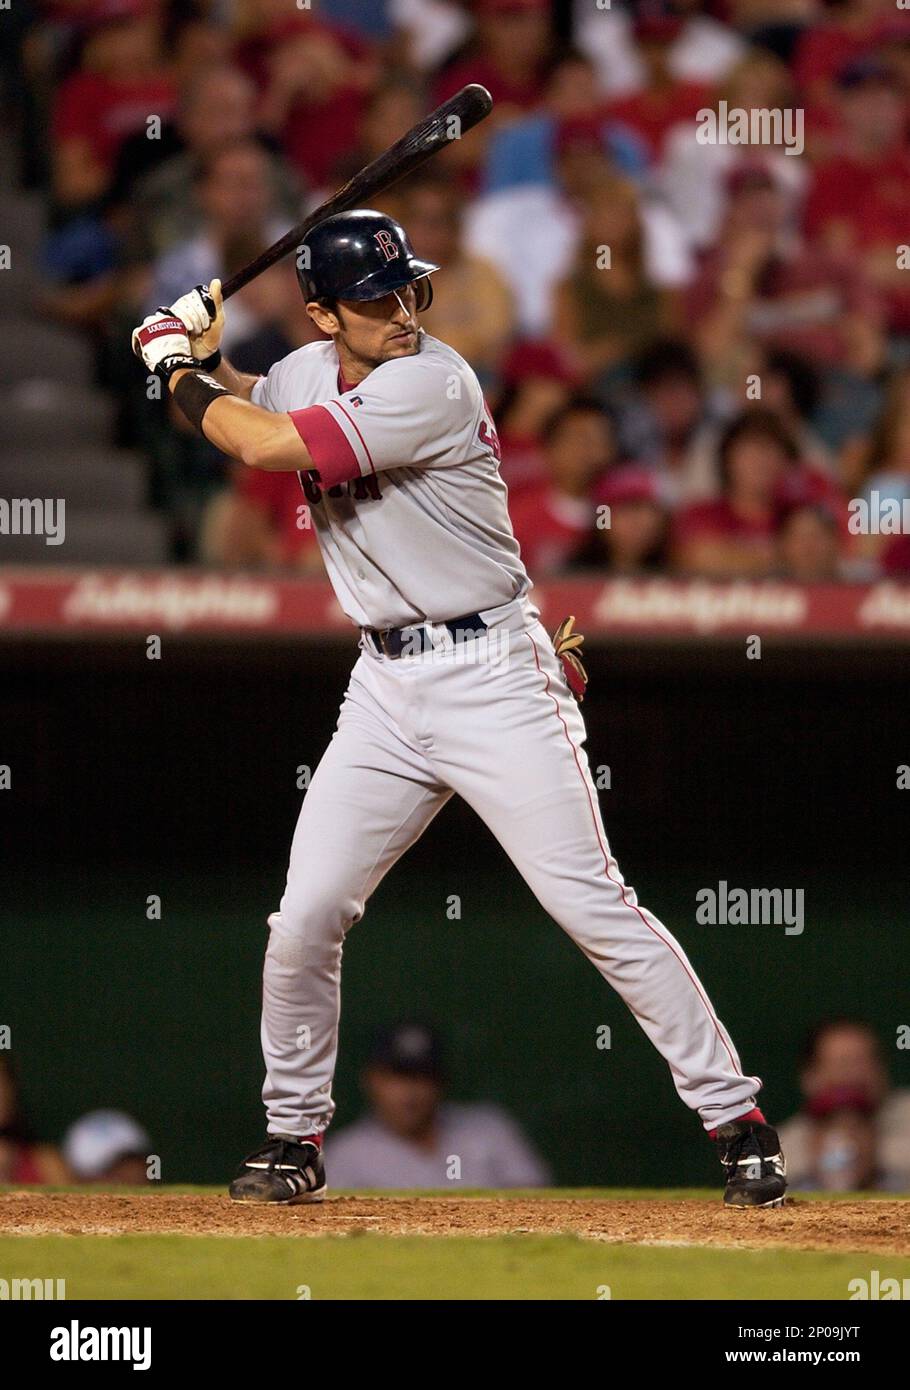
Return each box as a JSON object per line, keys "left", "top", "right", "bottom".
{"left": 220, "top": 84, "right": 494, "bottom": 301}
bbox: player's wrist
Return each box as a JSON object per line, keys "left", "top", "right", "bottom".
{"left": 172, "top": 369, "right": 234, "bottom": 432}
{"left": 158, "top": 352, "right": 198, "bottom": 383}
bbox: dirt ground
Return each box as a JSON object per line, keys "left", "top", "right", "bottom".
{"left": 1, "top": 1192, "right": 908, "bottom": 1255}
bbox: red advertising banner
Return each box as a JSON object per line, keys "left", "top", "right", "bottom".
{"left": 1, "top": 569, "right": 910, "bottom": 641}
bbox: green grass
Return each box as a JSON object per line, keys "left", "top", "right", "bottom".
{"left": 1, "top": 1233, "right": 907, "bottom": 1300}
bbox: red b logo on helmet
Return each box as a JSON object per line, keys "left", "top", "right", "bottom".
{"left": 374, "top": 230, "right": 400, "bottom": 262}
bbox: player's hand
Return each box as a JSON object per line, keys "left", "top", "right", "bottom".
{"left": 131, "top": 309, "right": 195, "bottom": 381}
{"left": 170, "top": 279, "right": 224, "bottom": 360}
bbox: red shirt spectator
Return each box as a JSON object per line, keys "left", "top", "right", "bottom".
{"left": 509, "top": 482, "right": 596, "bottom": 576}
{"left": 803, "top": 61, "right": 910, "bottom": 332}
{"left": 673, "top": 408, "right": 797, "bottom": 577}
{"left": 675, "top": 496, "right": 776, "bottom": 548}
{"left": 508, "top": 396, "right": 617, "bottom": 576}
{"left": 688, "top": 164, "right": 884, "bottom": 378}
{"left": 433, "top": 0, "right": 552, "bottom": 113}
{"left": 54, "top": 71, "right": 176, "bottom": 174}
{"left": 793, "top": 8, "right": 897, "bottom": 96}
{"left": 235, "top": 468, "right": 322, "bottom": 570}
{"left": 607, "top": 80, "right": 712, "bottom": 162}
{"left": 605, "top": 14, "right": 712, "bottom": 162}
{"left": 241, "top": 14, "right": 377, "bottom": 188}
{"left": 52, "top": 7, "right": 176, "bottom": 206}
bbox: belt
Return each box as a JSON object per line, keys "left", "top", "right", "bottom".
{"left": 364, "top": 611, "right": 488, "bottom": 659}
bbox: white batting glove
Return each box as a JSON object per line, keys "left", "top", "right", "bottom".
{"left": 131, "top": 309, "right": 196, "bottom": 381}
{"left": 169, "top": 279, "right": 224, "bottom": 360}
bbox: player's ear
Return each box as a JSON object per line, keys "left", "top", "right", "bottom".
{"left": 307, "top": 300, "right": 340, "bottom": 337}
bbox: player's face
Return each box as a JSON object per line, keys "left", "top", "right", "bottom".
{"left": 309, "top": 285, "right": 421, "bottom": 375}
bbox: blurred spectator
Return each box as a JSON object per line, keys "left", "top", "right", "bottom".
{"left": 509, "top": 397, "right": 618, "bottom": 576}
{"left": 778, "top": 1018, "right": 910, "bottom": 1191}
{"left": 7, "top": 0, "right": 908, "bottom": 589}
{"left": 433, "top": 0, "right": 553, "bottom": 117}
{"left": 138, "top": 137, "right": 293, "bottom": 559}
{"left": 398, "top": 174, "right": 515, "bottom": 375}
{"left": 390, "top": 0, "right": 473, "bottom": 72}
{"left": 575, "top": 0, "right": 747, "bottom": 99}
{"left": 40, "top": 2, "right": 180, "bottom": 326}
{"left": 332, "top": 76, "right": 425, "bottom": 184}
{"left": 777, "top": 499, "right": 847, "bottom": 579}
{"left": 756, "top": 348, "right": 834, "bottom": 478}
{"left": 123, "top": 66, "right": 302, "bottom": 270}
{"left": 326, "top": 1022, "right": 550, "bottom": 1188}
{"left": 107, "top": 16, "right": 236, "bottom": 204}
{"left": 467, "top": 121, "right": 691, "bottom": 336}
{"left": 203, "top": 260, "right": 325, "bottom": 571}
{"left": 147, "top": 137, "right": 290, "bottom": 349}
{"left": 619, "top": 338, "right": 720, "bottom": 503}
{"left": 792, "top": 0, "right": 898, "bottom": 104}
{"left": 688, "top": 161, "right": 884, "bottom": 385}
{"left": 573, "top": 466, "right": 673, "bottom": 574}
{"left": 240, "top": 0, "right": 379, "bottom": 190}
{"left": 604, "top": 11, "right": 714, "bottom": 164}
{"left": 673, "top": 407, "right": 800, "bottom": 575}
{"left": 480, "top": 49, "right": 650, "bottom": 195}
{"left": 492, "top": 340, "right": 579, "bottom": 492}
{"left": 51, "top": 2, "right": 176, "bottom": 215}
{"left": 320, "top": 0, "right": 397, "bottom": 43}
{"left": 554, "top": 174, "right": 678, "bottom": 387}
{"left": 803, "top": 58, "right": 910, "bottom": 339}
{"left": 855, "top": 367, "right": 910, "bottom": 562}
{"left": 0, "top": 1055, "right": 68, "bottom": 1185}
{"left": 658, "top": 48, "right": 807, "bottom": 252}
{"left": 62, "top": 1110, "right": 152, "bottom": 1185}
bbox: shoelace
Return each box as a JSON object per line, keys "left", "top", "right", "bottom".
{"left": 244, "top": 1138, "right": 307, "bottom": 1171}
{"left": 722, "top": 1129, "right": 764, "bottom": 1169}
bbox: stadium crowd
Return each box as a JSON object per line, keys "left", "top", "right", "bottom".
{"left": 5, "top": 0, "right": 910, "bottom": 576}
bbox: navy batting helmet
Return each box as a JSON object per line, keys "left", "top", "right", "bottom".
{"left": 297, "top": 210, "right": 439, "bottom": 311}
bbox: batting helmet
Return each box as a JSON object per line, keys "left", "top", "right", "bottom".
{"left": 296, "top": 210, "right": 439, "bottom": 312}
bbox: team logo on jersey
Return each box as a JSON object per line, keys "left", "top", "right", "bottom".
{"left": 349, "top": 395, "right": 363, "bottom": 407}
{"left": 374, "top": 230, "right": 400, "bottom": 262}
{"left": 299, "top": 469, "right": 382, "bottom": 506}
{"left": 479, "top": 416, "right": 501, "bottom": 463}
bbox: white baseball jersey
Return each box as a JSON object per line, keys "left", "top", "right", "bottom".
{"left": 251, "top": 332, "right": 529, "bottom": 628}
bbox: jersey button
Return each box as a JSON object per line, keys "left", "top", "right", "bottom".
{"left": 357, "top": 570, "right": 366, "bottom": 580}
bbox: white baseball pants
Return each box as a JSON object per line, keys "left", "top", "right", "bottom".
{"left": 260, "top": 596, "right": 761, "bottom": 1137}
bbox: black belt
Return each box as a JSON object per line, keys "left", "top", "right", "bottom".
{"left": 365, "top": 611, "right": 487, "bottom": 659}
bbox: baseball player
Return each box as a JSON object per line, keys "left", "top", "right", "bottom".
{"left": 132, "top": 210, "right": 787, "bottom": 1207}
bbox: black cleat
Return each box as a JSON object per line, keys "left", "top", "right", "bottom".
{"left": 715, "top": 1120, "right": 788, "bottom": 1208}
{"left": 229, "top": 1136, "right": 326, "bottom": 1204}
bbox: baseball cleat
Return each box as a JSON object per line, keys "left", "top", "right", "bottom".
{"left": 229, "top": 1136, "right": 326, "bottom": 1204}
{"left": 715, "top": 1119, "right": 788, "bottom": 1207}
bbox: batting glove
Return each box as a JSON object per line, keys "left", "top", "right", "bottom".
{"left": 170, "top": 279, "right": 224, "bottom": 362}
{"left": 131, "top": 309, "right": 196, "bottom": 382}
{"left": 553, "top": 614, "right": 588, "bottom": 702}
